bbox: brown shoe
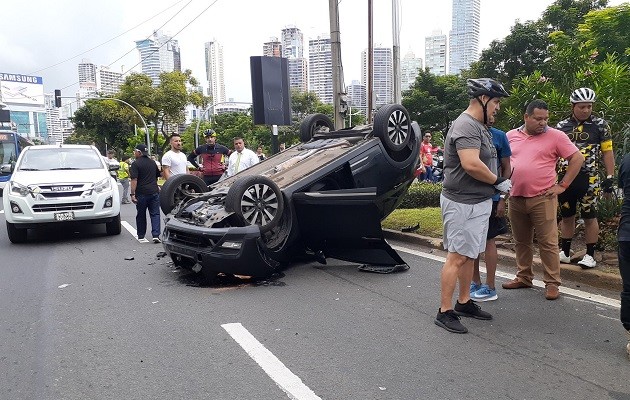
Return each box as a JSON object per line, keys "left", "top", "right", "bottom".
{"left": 545, "top": 284, "right": 560, "bottom": 300}
{"left": 502, "top": 278, "right": 532, "bottom": 289}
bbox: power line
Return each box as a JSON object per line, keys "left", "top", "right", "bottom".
{"left": 29, "top": 0, "right": 188, "bottom": 75}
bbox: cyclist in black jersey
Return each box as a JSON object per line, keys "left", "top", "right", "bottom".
{"left": 556, "top": 87, "right": 615, "bottom": 269}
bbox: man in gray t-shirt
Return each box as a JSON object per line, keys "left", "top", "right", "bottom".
{"left": 434, "top": 78, "right": 511, "bottom": 334}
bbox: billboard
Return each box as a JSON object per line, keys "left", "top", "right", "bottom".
{"left": 0, "top": 72, "right": 45, "bottom": 106}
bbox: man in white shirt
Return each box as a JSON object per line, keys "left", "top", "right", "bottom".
{"left": 226, "top": 137, "right": 259, "bottom": 178}
{"left": 161, "top": 134, "right": 188, "bottom": 180}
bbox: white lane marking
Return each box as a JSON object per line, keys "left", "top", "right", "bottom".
{"left": 392, "top": 244, "right": 621, "bottom": 309}
{"left": 0, "top": 210, "right": 4, "bottom": 214}
{"left": 597, "top": 314, "right": 618, "bottom": 321}
{"left": 121, "top": 220, "right": 147, "bottom": 242}
{"left": 222, "top": 322, "right": 322, "bottom": 400}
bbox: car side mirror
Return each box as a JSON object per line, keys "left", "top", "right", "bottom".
{"left": 0, "top": 163, "right": 14, "bottom": 173}
{"left": 108, "top": 164, "right": 120, "bottom": 171}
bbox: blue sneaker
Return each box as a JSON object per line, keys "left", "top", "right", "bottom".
{"left": 471, "top": 284, "right": 498, "bottom": 302}
{"left": 469, "top": 282, "right": 481, "bottom": 296}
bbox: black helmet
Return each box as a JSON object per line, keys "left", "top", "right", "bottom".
{"left": 204, "top": 129, "right": 216, "bottom": 137}
{"left": 467, "top": 78, "right": 510, "bottom": 99}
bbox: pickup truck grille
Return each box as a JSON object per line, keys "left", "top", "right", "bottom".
{"left": 32, "top": 202, "right": 94, "bottom": 212}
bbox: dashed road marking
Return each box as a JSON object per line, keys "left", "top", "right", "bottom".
{"left": 121, "top": 220, "right": 148, "bottom": 243}
{"left": 392, "top": 244, "right": 621, "bottom": 309}
{"left": 222, "top": 322, "right": 322, "bottom": 400}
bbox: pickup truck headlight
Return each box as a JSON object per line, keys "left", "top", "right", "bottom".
{"left": 9, "top": 181, "right": 31, "bottom": 197}
{"left": 92, "top": 177, "right": 112, "bottom": 193}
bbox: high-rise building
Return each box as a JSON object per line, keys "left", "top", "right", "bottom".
{"left": 135, "top": 31, "right": 181, "bottom": 85}
{"left": 282, "top": 26, "right": 308, "bottom": 92}
{"left": 361, "top": 47, "right": 393, "bottom": 109}
{"left": 97, "top": 66, "right": 124, "bottom": 96}
{"left": 425, "top": 30, "right": 448, "bottom": 76}
{"left": 308, "top": 35, "right": 333, "bottom": 104}
{"left": 78, "top": 59, "right": 97, "bottom": 86}
{"left": 449, "top": 0, "right": 480, "bottom": 75}
{"left": 401, "top": 50, "right": 423, "bottom": 91}
{"left": 263, "top": 37, "right": 282, "bottom": 57}
{"left": 347, "top": 80, "right": 367, "bottom": 118}
{"left": 204, "top": 40, "right": 226, "bottom": 105}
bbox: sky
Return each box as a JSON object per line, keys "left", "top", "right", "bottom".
{"left": 0, "top": 0, "right": 624, "bottom": 105}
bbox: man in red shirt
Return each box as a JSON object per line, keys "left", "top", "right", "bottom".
{"left": 187, "top": 129, "right": 231, "bottom": 186}
{"left": 420, "top": 133, "right": 435, "bottom": 181}
{"left": 502, "top": 99, "right": 584, "bottom": 300}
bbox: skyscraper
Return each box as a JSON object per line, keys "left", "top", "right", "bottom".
{"left": 135, "top": 31, "right": 181, "bottom": 86}
{"left": 361, "top": 47, "right": 393, "bottom": 109}
{"left": 449, "top": 0, "right": 480, "bottom": 75}
{"left": 308, "top": 35, "right": 333, "bottom": 104}
{"left": 401, "top": 50, "right": 423, "bottom": 91}
{"left": 262, "top": 37, "right": 282, "bottom": 57}
{"left": 425, "top": 30, "right": 448, "bottom": 76}
{"left": 204, "top": 40, "right": 226, "bottom": 105}
{"left": 282, "top": 26, "right": 308, "bottom": 92}
{"left": 347, "top": 79, "right": 367, "bottom": 118}
{"left": 77, "top": 60, "right": 123, "bottom": 97}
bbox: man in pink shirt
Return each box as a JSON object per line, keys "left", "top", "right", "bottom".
{"left": 502, "top": 99, "right": 584, "bottom": 300}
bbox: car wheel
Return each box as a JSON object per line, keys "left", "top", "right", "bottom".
{"left": 106, "top": 214, "right": 122, "bottom": 235}
{"left": 299, "top": 114, "right": 334, "bottom": 143}
{"left": 160, "top": 174, "right": 208, "bottom": 214}
{"left": 6, "top": 221, "right": 27, "bottom": 244}
{"left": 225, "top": 175, "right": 285, "bottom": 233}
{"left": 373, "top": 104, "right": 412, "bottom": 153}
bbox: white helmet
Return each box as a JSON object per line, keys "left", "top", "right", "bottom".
{"left": 570, "top": 87, "right": 596, "bottom": 104}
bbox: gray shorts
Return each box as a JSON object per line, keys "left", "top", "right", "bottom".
{"left": 440, "top": 194, "right": 492, "bottom": 259}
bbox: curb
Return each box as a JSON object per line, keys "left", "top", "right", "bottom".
{"left": 383, "top": 229, "right": 622, "bottom": 292}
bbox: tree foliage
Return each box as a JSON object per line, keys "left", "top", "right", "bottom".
{"left": 402, "top": 70, "right": 468, "bottom": 139}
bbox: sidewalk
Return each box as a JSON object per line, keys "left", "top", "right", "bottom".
{"left": 383, "top": 229, "right": 622, "bottom": 292}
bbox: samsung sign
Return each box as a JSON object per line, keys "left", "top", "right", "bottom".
{"left": 0, "top": 72, "right": 44, "bottom": 106}
{"left": 0, "top": 73, "right": 43, "bottom": 84}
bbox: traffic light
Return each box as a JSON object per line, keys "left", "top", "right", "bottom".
{"left": 54, "top": 89, "right": 62, "bottom": 107}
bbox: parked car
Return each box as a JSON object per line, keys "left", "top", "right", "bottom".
{"left": 2, "top": 144, "right": 121, "bottom": 243}
{"left": 159, "top": 104, "right": 421, "bottom": 278}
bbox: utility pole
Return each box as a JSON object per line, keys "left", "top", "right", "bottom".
{"left": 367, "top": 0, "right": 374, "bottom": 123}
{"left": 329, "top": 0, "right": 345, "bottom": 130}
{"left": 392, "top": 0, "right": 402, "bottom": 104}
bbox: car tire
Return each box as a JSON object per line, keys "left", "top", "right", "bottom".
{"left": 373, "top": 104, "right": 412, "bottom": 153}
{"left": 106, "top": 214, "right": 122, "bottom": 235}
{"left": 225, "top": 175, "right": 285, "bottom": 233}
{"left": 6, "top": 221, "right": 27, "bottom": 243}
{"left": 160, "top": 174, "right": 208, "bottom": 215}
{"left": 299, "top": 114, "right": 334, "bottom": 143}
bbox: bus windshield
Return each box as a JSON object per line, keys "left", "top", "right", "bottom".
{"left": 0, "top": 131, "right": 33, "bottom": 178}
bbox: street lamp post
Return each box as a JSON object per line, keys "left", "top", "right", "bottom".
{"left": 62, "top": 96, "right": 150, "bottom": 150}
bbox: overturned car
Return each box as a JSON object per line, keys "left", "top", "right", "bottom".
{"left": 159, "top": 104, "right": 421, "bottom": 278}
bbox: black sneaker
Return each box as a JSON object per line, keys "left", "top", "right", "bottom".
{"left": 454, "top": 299, "right": 493, "bottom": 320}
{"left": 435, "top": 309, "right": 468, "bottom": 334}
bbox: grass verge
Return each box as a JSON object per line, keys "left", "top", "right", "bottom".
{"left": 382, "top": 207, "right": 442, "bottom": 237}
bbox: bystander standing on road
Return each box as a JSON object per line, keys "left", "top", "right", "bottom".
{"left": 470, "top": 116, "right": 511, "bottom": 302}
{"left": 557, "top": 88, "right": 616, "bottom": 269}
{"left": 130, "top": 144, "right": 162, "bottom": 243}
{"left": 225, "top": 137, "right": 259, "bottom": 178}
{"left": 420, "top": 133, "right": 435, "bottom": 182}
{"left": 502, "top": 100, "right": 584, "bottom": 300}
{"left": 617, "top": 153, "right": 630, "bottom": 358}
{"left": 118, "top": 155, "right": 131, "bottom": 204}
{"left": 256, "top": 146, "right": 266, "bottom": 162}
{"left": 104, "top": 149, "right": 119, "bottom": 168}
{"left": 161, "top": 134, "right": 188, "bottom": 180}
{"left": 188, "top": 129, "right": 230, "bottom": 186}
{"left": 434, "top": 78, "right": 511, "bottom": 334}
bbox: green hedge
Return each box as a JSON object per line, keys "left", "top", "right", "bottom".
{"left": 399, "top": 181, "right": 442, "bottom": 208}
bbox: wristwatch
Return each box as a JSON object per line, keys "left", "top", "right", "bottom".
{"left": 606, "top": 175, "right": 613, "bottom": 179}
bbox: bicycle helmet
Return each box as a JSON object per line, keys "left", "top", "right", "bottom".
{"left": 204, "top": 129, "right": 216, "bottom": 137}
{"left": 570, "top": 87, "right": 596, "bottom": 104}
{"left": 467, "top": 78, "right": 510, "bottom": 99}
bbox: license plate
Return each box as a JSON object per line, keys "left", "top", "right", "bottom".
{"left": 54, "top": 211, "right": 75, "bottom": 221}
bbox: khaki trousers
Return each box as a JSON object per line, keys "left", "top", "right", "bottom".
{"left": 508, "top": 195, "right": 561, "bottom": 286}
